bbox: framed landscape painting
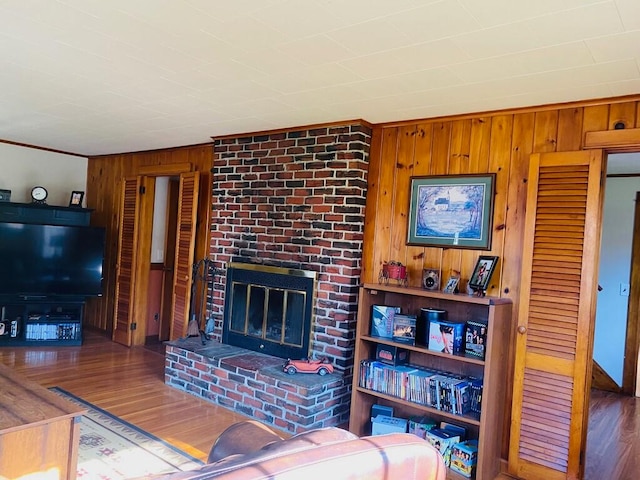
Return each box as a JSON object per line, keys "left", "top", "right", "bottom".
{"left": 407, "top": 174, "right": 495, "bottom": 249}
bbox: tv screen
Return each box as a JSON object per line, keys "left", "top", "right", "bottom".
{"left": 0, "top": 222, "right": 105, "bottom": 297}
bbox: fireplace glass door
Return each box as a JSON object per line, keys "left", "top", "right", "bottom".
{"left": 223, "top": 263, "right": 315, "bottom": 359}
{"left": 229, "top": 283, "right": 306, "bottom": 346}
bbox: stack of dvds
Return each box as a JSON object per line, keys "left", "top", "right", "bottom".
{"left": 359, "top": 359, "right": 483, "bottom": 417}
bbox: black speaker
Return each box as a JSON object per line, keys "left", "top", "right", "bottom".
{"left": 416, "top": 308, "right": 447, "bottom": 346}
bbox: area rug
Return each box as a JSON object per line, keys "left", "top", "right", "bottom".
{"left": 50, "top": 387, "right": 203, "bottom": 479}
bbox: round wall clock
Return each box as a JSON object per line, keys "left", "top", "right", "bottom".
{"left": 31, "top": 186, "right": 48, "bottom": 204}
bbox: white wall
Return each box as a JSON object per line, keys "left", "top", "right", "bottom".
{"left": 0, "top": 143, "right": 87, "bottom": 207}
{"left": 594, "top": 176, "right": 640, "bottom": 385}
{"left": 151, "top": 177, "right": 169, "bottom": 263}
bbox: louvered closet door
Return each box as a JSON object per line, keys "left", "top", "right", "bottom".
{"left": 169, "top": 171, "right": 200, "bottom": 340}
{"left": 508, "top": 150, "right": 604, "bottom": 480}
{"left": 112, "top": 177, "right": 141, "bottom": 347}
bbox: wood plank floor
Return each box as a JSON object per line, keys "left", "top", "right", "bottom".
{"left": 0, "top": 329, "right": 250, "bottom": 462}
{"left": 584, "top": 389, "right": 640, "bottom": 480}
{"left": 0, "top": 329, "right": 637, "bottom": 478}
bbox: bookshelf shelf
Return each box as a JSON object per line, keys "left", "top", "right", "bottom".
{"left": 349, "top": 283, "right": 512, "bottom": 480}
{"left": 354, "top": 386, "right": 482, "bottom": 427}
{"left": 360, "top": 335, "right": 486, "bottom": 366}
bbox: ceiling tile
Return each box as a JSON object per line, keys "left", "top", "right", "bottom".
{"left": 387, "top": 1, "right": 482, "bottom": 43}
{"left": 326, "top": 18, "right": 412, "bottom": 56}
{"left": 521, "top": 2, "right": 624, "bottom": 44}
{"left": 451, "top": 22, "right": 546, "bottom": 59}
{"left": 315, "top": 0, "right": 429, "bottom": 24}
{"left": 255, "top": 64, "right": 363, "bottom": 94}
{"left": 458, "top": 0, "right": 606, "bottom": 28}
{"left": 247, "top": 0, "right": 348, "bottom": 39}
{"left": 449, "top": 42, "right": 595, "bottom": 83}
{"left": 586, "top": 31, "right": 640, "bottom": 62}
{"left": 339, "top": 39, "right": 470, "bottom": 79}
{"left": 615, "top": 0, "right": 640, "bottom": 30}
{"left": 276, "top": 35, "right": 355, "bottom": 67}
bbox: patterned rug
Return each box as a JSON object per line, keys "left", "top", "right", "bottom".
{"left": 50, "top": 387, "right": 203, "bottom": 479}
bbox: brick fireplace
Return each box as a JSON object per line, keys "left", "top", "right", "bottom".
{"left": 165, "top": 121, "right": 372, "bottom": 434}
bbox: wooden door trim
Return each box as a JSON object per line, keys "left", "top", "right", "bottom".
{"left": 584, "top": 128, "right": 640, "bottom": 152}
{"left": 626, "top": 192, "right": 640, "bottom": 395}
{"left": 139, "top": 163, "right": 193, "bottom": 175}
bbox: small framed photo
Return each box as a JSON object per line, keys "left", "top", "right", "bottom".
{"left": 443, "top": 275, "right": 460, "bottom": 294}
{"left": 69, "top": 190, "right": 84, "bottom": 207}
{"left": 468, "top": 256, "right": 498, "bottom": 292}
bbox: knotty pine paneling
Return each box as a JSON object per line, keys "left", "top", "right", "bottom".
{"left": 364, "top": 98, "right": 640, "bottom": 292}
{"left": 84, "top": 145, "right": 213, "bottom": 334}
{"left": 609, "top": 101, "right": 637, "bottom": 130}
{"left": 406, "top": 124, "right": 434, "bottom": 283}
{"left": 364, "top": 96, "right": 640, "bottom": 461}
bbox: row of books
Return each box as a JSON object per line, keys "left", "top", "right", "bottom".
{"left": 359, "top": 359, "right": 483, "bottom": 416}
{"left": 25, "top": 322, "right": 79, "bottom": 341}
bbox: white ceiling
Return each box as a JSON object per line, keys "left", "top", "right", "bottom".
{"left": 1, "top": 0, "right": 640, "bottom": 157}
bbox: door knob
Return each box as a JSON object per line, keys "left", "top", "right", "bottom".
{"left": 517, "top": 325, "right": 527, "bottom": 334}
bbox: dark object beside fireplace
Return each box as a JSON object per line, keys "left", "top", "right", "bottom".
{"left": 222, "top": 263, "right": 316, "bottom": 360}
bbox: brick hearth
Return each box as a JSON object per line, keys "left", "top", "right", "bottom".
{"left": 165, "top": 338, "right": 350, "bottom": 435}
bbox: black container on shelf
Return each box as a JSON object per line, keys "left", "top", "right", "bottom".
{"left": 416, "top": 307, "right": 447, "bottom": 346}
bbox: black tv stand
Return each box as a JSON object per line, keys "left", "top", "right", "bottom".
{"left": 0, "top": 297, "right": 84, "bottom": 346}
{"left": 0, "top": 202, "right": 94, "bottom": 347}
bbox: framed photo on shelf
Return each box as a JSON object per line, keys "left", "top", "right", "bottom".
{"left": 406, "top": 174, "right": 495, "bottom": 249}
{"left": 442, "top": 275, "right": 460, "bottom": 294}
{"left": 468, "top": 256, "right": 498, "bottom": 292}
{"left": 69, "top": 191, "right": 84, "bottom": 207}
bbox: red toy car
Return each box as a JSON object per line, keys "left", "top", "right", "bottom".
{"left": 283, "top": 358, "right": 334, "bottom": 376}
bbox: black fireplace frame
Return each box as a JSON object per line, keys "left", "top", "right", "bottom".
{"left": 222, "top": 263, "right": 317, "bottom": 359}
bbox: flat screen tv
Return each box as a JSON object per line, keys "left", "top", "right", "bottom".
{"left": 0, "top": 222, "right": 106, "bottom": 298}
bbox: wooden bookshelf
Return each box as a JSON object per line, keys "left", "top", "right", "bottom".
{"left": 349, "top": 283, "right": 512, "bottom": 480}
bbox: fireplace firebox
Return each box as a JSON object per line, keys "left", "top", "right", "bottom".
{"left": 222, "top": 263, "right": 316, "bottom": 360}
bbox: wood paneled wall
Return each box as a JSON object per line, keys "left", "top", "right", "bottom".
{"left": 364, "top": 96, "right": 640, "bottom": 299}
{"left": 85, "top": 145, "right": 213, "bottom": 333}
{"left": 363, "top": 95, "right": 640, "bottom": 458}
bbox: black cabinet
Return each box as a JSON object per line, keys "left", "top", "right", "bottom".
{"left": 0, "top": 202, "right": 91, "bottom": 226}
{"left": 0, "top": 299, "right": 83, "bottom": 346}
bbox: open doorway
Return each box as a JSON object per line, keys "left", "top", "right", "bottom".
{"left": 145, "top": 176, "right": 180, "bottom": 345}
{"left": 112, "top": 169, "right": 199, "bottom": 347}
{"left": 593, "top": 152, "right": 640, "bottom": 395}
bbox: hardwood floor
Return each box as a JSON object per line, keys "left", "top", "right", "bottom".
{"left": 1, "top": 329, "right": 638, "bottom": 478}
{"left": 0, "top": 329, "right": 250, "bottom": 462}
{"left": 584, "top": 388, "right": 640, "bottom": 480}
